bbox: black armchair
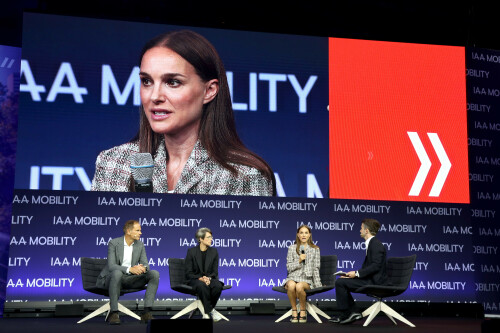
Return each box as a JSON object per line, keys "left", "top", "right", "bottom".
{"left": 168, "top": 258, "right": 232, "bottom": 320}
{"left": 77, "top": 257, "right": 146, "bottom": 323}
{"left": 272, "top": 255, "right": 337, "bottom": 323}
{"left": 354, "top": 254, "right": 417, "bottom": 327}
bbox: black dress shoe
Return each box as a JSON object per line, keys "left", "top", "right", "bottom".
{"left": 108, "top": 312, "right": 121, "bottom": 325}
{"left": 339, "top": 312, "right": 362, "bottom": 324}
{"left": 328, "top": 317, "right": 341, "bottom": 323}
{"left": 140, "top": 312, "right": 154, "bottom": 323}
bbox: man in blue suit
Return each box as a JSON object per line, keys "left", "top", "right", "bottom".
{"left": 97, "top": 220, "right": 160, "bottom": 325}
{"left": 332, "top": 218, "right": 388, "bottom": 324}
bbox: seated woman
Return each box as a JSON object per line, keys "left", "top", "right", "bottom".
{"left": 184, "top": 227, "right": 224, "bottom": 321}
{"left": 283, "top": 225, "right": 321, "bottom": 323}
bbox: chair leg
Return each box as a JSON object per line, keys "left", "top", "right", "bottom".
{"left": 171, "top": 300, "right": 204, "bottom": 319}
{"left": 117, "top": 302, "right": 141, "bottom": 320}
{"left": 385, "top": 312, "right": 398, "bottom": 325}
{"left": 198, "top": 301, "right": 206, "bottom": 316}
{"left": 306, "top": 302, "right": 330, "bottom": 323}
{"left": 380, "top": 302, "right": 415, "bottom": 327}
{"left": 77, "top": 301, "right": 142, "bottom": 324}
{"left": 362, "top": 302, "right": 379, "bottom": 318}
{"left": 212, "top": 309, "right": 230, "bottom": 321}
{"left": 188, "top": 309, "right": 197, "bottom": 319}
{"left": 362, "top": 301, "right": 382, "bottom": 327}
{"left": 275, "top": 308, "right": 294, "bottom": 322}
{"left": 77, "top": 302, "right": 111, "bottom": 324}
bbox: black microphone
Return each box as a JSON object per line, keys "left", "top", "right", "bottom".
{"left": 130, "top": 153, "right": 154, "bottom": 192}
{"left": 300, "top": 245, "right": 305, "bottom": 264}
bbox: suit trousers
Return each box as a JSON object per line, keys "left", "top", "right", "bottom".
{"left": 335, "top": 277, "right": 371, "bottom": 313}
{"left": 188, "top": 279, "right": 223, "bottom": 314}
{"left": 106, "top": 269, "right": 160, "bottom": 312}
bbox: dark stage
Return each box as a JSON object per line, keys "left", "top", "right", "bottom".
{"left": 0, "top": 315, "right": 489, "bottom": 333}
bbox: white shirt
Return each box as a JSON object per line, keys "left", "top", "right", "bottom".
{"left": 123, "top": 236, "right": 134, "bottom": 274}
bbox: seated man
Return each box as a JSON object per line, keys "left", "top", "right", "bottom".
{"left": 184, "top": 227, "right": 224, "bottom": 321}
{"left": 97, "top": 219, "right": 160, "bottom": 325}
{"left": 332, "top": 218, "right": 388, "bottom": 324}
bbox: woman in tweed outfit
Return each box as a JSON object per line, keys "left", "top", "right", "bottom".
{"left": 283, "top": 224, "right": 321, "bottom": 323}
{"left": 91, "top": 30, "right": 274, "bottom": 196}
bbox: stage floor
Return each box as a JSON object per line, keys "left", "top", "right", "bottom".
{"left": 0, "top": 315, "right": 485, "bottom": 333}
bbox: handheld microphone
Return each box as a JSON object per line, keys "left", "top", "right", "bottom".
{"left": 300, "top": 245, "right": 305, "bottom": 264}
{"left": 130, "top": 153, "right": 154, "bottom": 192}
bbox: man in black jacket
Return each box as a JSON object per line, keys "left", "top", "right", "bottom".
{"left": 332, "top": 218, "right": 388, "bottom": 324}
{"left": 185, "top": 227, "right": 224, "bottom": 321}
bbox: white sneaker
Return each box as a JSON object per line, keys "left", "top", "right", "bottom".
{"left": 210, "top": 309, "right": 222, "bottom": 322}
{"left": 202, "top": 313, "right": 210, "bottom": 319}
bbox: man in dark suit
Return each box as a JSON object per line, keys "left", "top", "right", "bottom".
{"left": 97, "top": 220, "right": 160, "bottom": 325}
{"left": 185, "top": 227, "right": 224, "bottom": 321}
{"left": 331, "top": 218, "right": 388, "bottom": 324}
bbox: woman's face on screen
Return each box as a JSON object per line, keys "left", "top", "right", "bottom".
{"left": 139, "top": 46, "right": 218, "bottom": 138}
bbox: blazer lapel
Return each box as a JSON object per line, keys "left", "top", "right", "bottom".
{"left": 194, "top": 245, "right": 204, "bottom": 274}
{"left": 204, "top": 247, "right": 214, "bottom": 274}
{"left": 152, "top": 141, "right": 169, "bottom": 193}
{"left": 131, "top": 241, "right": 140, "bottom": 266}
{"left": 175, "top": 141, "right": 210, "bottom": 193}
{"left": 116, "top": 237, "right": 125, "bottom": 265}
{"left": 362, "top": 238, "right": 374, "bottom": 268}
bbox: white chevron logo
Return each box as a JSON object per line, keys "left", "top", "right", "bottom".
{"left": 407, "top": 132, "right": 451, "bottom": 197}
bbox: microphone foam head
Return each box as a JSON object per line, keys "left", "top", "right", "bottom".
{"left": 130, "top": 153, "right": 154, "bottom": 180}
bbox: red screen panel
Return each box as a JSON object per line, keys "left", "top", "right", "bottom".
{"left": 328, "top": 38, "right": 469, "bottom": 203}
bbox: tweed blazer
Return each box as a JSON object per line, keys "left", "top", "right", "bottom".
{"left": 283, "top": 244, "right": 322, "bottom": 289}
{"left": 91, "top": 139, "right": 273, "bottom": 196}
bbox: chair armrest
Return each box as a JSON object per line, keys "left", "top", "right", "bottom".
{"left": 171, "top": 284, "right": 196, "bottom": 295}
{"left": 306, "top": 284, "right": 335, "bottom": 296}
{"left": 355, "top": 284, "right": 407, "bottom": 298}
{"left": 272, "top": 286, "right": 287, "bottom": 293}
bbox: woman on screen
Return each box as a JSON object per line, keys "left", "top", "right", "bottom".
{"left": 91, "top": 30, "right": 274, "bottom": 196}
{"left": 283, "top": 224, "right": 321, "bottom": 323}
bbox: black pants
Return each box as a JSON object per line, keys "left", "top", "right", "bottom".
{"left": 188, "top": 279, "right": 223, "bottom": 313}
{"left": 335, "top": 278, "right": 371, "bottom": 313}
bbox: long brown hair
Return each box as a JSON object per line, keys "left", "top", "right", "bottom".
{"left": 132, "top": 30, "right": 274, "bottom": 187}
{"left": 295, "top": 224, "right": 318, "bottom": 254}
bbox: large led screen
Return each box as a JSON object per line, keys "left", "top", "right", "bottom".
{"left": 329, "top": 38, "right": 469, "bottom": 203}
{"left": 15, "top": 13, "right": 329, "bottom": 198}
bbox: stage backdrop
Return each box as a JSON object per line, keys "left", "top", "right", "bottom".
{"left": 466, "top": 47, "right": 500, "bottom": 315}
{"left": 7, "top": 189, "right": 474, "bottom": 304}
{"left": 4, "top": 12, "right": 500, "bottom": 315}
{"left": 0, "top": 44, "right": 21, "bottom": 317}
